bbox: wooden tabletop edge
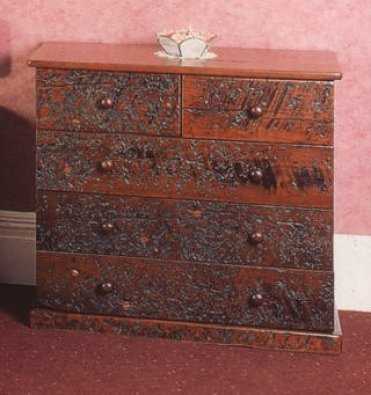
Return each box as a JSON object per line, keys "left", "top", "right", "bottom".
{"left": 28, "top": 42, "right": 342, "bottom": 81}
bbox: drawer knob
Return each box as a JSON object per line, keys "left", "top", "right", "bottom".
{"left": 100, "top": 160, "right": 114, "bottom": 172}
{"left": 99, "top": 97, "right": 114, "bottom": 109}
{"left": 249, "top": 232, "right": 264, "bottom": 244}
{"left": 71, "top": 269, "right": 80, "bottom": 278}
{"left": 101, "top": 222, "right": 115, "bottom": 233}
{"left": 249, "top": 293, "right": 264, "bottom": 307}
{"left": 98, "top": 282, "right": 114, "bottom": 295}
{"left": 249, "top": 168, "right": 264, "bottom": 183}
{"left": 250, "top": 105, "right": 264, "bottom": 118}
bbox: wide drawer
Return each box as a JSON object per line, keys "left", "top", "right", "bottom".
{"left": 36, "top": 252, "right": 334, "bottom": 332}
{"left": 37, "top": 131, "right": 333, "bottom": 208}
{"left": 36, "top": 69, "right": 180, "bottom": 136}
{"left": 183, "top": 76, "right": 333, "bottom": 145}
{"left": 37, "top": 191, "right": 332, "bottom": 271}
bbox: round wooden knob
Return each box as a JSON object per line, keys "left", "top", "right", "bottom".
{"left": 100, "top": 160, "right": 114, "bottom": 172}
{"left": 249, "top": 168, "right": 264, "bottom": 183}
{"left": 101, "top": 222, "right": 114, "bottom": 233}
{"left": 99, "top": 97, "right": 114, "bottom": 109}
{"left": 250, "top": 105, "right": 264, "bottom": 118}
{"left": 98, "top": 282, "right": 114, "bottom": 295}
{"left": 249, "top": 293, "right": 264, "bottom": 307}
{"left": 71, "top": 269, "right": 80, "bottom": 278}
{"left": 249, "top": 232, "right": 264, "bottom": 244}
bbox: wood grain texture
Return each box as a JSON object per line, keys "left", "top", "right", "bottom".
{"left": 29, "top": 307, "right": 342, "bottom": 354}
{"left": 30, "top": 43, "right": 339, "bottom": 351}
{"left": 36, "top": 131, "right": 333, "bottom": 208}
{"left": 36, "top": 252, "right": 334, "bottom": 332}
{"left": 36, "top": 69, "right": 180, "bottom": 136}
{"left": 28, "top": 42, "right": 342, "bottom": 81}
{"left": 37, "top": 191, "right": 332, "bottom": 270}
{"left": 183, "top": 76, "right": 333, "bottom": 145}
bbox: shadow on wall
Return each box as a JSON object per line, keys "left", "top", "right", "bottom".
{"left": 0, "top": 107, "right": 35, "bottom": 212}
{"left": 0, "top": 20, "right": 35, "bottom": 212}
{"left": 0, "top": 19, "right": 11, "bottom": 77}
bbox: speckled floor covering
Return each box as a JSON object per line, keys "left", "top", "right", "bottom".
{"left": 1, "top": 285, "right": 371, "bottom": 395}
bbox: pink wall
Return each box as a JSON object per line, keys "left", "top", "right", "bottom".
{"left": 1, "top": 0, "right": 370, "bottom": 235}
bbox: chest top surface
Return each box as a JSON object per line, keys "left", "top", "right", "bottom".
{"left": 29, "top": 42, "right": 341, "bottom": 81}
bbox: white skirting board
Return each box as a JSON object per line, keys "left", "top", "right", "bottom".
{"left": 0, "top": 210, "right": 35, "bottom": 286}
{"left": 0, "top": 210, "right": 370, "bottom": 312}
{"left": 334, "top": 234, "right": 371, "bottom": 312}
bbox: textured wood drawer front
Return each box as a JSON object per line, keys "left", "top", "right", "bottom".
{"left": 37, "top": 191, "right": 178, "bottom": 262}
{"left": 36, "top": 69, "right": 180, "bottom": 136}
{"left": 37, "top": 191, "right": 332, "bottom": 271}
{"left": 183, "top": 76, "right": 333, "bottom": 145}
{"left": 36, "top": 252, "right": 334, "bottom": 332}
{"left": 37, "top": 131, "right": 333, "bottom": 208}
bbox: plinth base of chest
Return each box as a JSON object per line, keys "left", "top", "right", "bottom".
{"left": 30, "top": 307, "right": 342, "bottom": 354}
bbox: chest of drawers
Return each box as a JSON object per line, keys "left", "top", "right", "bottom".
{"left": 29, "top": 43, "right": 342, "bottom": 353}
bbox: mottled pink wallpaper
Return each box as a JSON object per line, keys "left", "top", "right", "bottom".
{"left": 0, "top": 0, "right": 370, "bottom": 234}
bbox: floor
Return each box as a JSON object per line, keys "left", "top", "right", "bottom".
{"left": 1, "top": 285, "right": 371, "bottom": 395}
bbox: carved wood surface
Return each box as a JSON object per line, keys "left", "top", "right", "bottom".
{"left": 30, "top": 308, "right": 342, "bottom": 354}
{"left": 183, "top": 76, "right": 333, "bottom": 145}
{"left": 30, "top": 48, "right": 339, "bottom": 349}
{"left": 37, "top": 191, "right": 332, "bottom": 270}
{"left": 36, "top": 69, "right": 180, "bottom": 136}
{"left": 36, "top": 252, "right": 334, "bottom": 332}
{"left": 36, "top": 131, "right": 333, "bottom": 208}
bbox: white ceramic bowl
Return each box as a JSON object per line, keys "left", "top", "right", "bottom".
{"left": 157, "top": 30, "right": 216, "bottom": 59}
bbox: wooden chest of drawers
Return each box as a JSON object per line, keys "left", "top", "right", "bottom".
{"left": 29, "top": 43, "right": 342, "bottom": 353}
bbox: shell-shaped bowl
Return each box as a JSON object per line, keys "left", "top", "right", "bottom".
{"left": 157, "top": 30, "right": 216, "bottom": 59}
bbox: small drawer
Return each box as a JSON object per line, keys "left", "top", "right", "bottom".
{"left": 36, "top": 252, "right": 334, "bottom": 332}
{"left": 37, "top": 191, "right": 332, "bottom": 271}
{"left": 37, "top": 131, "right": 333, "bottom": 208}
{"left": 183, "top": 76, "right": 333, "bottom": 145}
{"left": 36, "top": 69, "right": 180, "bottom": 136}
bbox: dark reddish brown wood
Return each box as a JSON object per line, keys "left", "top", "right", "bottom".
{"left": 29, "top": 43, "right": 342, "bottom": 81}
{"left": 36, "top": 131, "right": 333, "bottom": 208}
{"left": 37, "top": 191, "right": 332, "bottom": 270}
{"left": 36, "top": 191, "right": 179, "bottom": 261}
{"left": 36, "top": 69, "right": 180, "bottom": 136}
{"left": 183, "top": 76, "right": 333, "bottom": 145}
{"left": 183, "top": 77, "right": 334, "bottom": 118}
{"left": 36, "top": 252, "right": 334, "bottom": 332}
{"left": 29, "top": 308, "right": 342, "bottom": 354}
{"left": 29, "top": 42, "right": 341, "bottom": 352}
